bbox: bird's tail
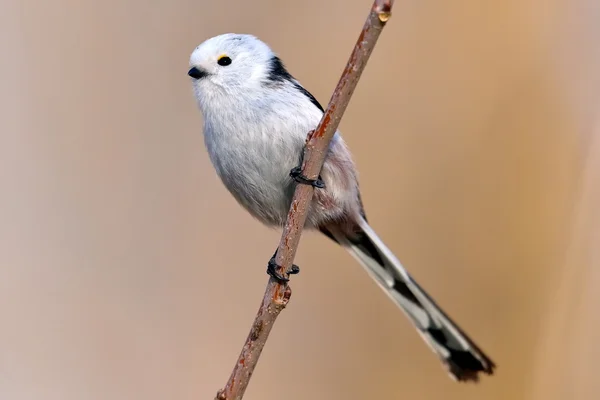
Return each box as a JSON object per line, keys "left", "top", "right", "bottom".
{"left": 324, "top": 216, "right": 495, "bottom": 382}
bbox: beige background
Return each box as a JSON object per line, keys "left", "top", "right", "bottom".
{"left": 1, "top": 0, "right": 599, "bottom": 399}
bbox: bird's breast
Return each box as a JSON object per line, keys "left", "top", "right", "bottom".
{"left": 203, "top": 111, "right": 310, "bottom": 225}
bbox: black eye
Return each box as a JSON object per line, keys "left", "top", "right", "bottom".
{"left": 217, "top": 56, "right": 232, "bottom": 66}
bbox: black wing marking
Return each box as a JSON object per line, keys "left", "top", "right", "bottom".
{"left": 292, "top": 82, "right": 324, "bottom": 112}
{"left": 267, "top": 56, "right": 294, "bottom": 82}
{"left": 267, "top": 56, "right": 325, "bottom": 113}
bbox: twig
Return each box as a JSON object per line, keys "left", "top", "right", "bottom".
{"left": 215, "top": 1, "right": 394, "bottom": 399}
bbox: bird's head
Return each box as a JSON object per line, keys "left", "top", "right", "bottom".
{"left": 189, "top": 34, "right": 288, "bottom": 94}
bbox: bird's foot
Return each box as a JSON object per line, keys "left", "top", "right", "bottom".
{"left": 289, "top": 166, "right": 325, "bottom": 189}
{"left": 267, "top": 257, "right": 300, "bottom": 284}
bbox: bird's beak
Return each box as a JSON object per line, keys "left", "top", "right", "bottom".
{"left": 188, "top": 66, "right": 208, "bottom": 80}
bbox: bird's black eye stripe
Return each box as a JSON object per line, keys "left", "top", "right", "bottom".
{"left": 217, "top": 56, "right": 232, "bottom": 66}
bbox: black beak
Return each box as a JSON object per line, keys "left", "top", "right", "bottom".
{"left": 188, "top": 66, "right": 208, "bottom": 80}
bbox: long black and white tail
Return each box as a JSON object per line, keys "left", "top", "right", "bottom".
{"left": 324, "top": 216, "right": 495, "bottom": 382}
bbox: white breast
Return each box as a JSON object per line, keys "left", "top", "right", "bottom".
{"left": 201, "top": 88, "right": 322, "bottom": 226}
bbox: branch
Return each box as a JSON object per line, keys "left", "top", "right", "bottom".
{"left": 215, "top": 1, "right": 394, "bottom": 399}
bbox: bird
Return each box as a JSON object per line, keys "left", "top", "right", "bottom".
{"left": 188, "top": 33, "right": 495, "bottom": 382}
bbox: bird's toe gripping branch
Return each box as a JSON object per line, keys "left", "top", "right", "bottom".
{"left": 266, "top": 257, "right": 300, "bottom": 284}
{"left": 289, "top": 166, "right": 325, "bottom": 189}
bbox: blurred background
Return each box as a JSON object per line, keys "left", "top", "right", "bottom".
{"left": 1, "top": 0, "right": 599, "bottom": 399}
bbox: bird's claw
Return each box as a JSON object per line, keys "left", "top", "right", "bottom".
{"left": 290, "top": 166, "right": 325, "bottom": 189}
{"left": 267, "top": 258, "right": 300, "bottom": 284}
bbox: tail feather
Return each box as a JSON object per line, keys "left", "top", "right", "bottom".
{"left": 323, "top": 217, "right": 495, "bottom": 382}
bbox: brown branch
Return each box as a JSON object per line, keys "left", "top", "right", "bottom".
{"left": 215, "top": 1, "right": 395, "bottom": 399}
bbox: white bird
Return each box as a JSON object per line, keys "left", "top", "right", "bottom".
{"left": 188, "top": 33, "right": 495, "bottom": 382}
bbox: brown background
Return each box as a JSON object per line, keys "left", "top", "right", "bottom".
{"left": 1, "top": 0, "right": 599, "bottom": 399}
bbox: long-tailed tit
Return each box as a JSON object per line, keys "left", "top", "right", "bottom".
{"left": 188, "top": 33, "right": 495, "bottom": 382}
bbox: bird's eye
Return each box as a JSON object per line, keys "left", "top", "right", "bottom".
{"left": 217, "top": 56, "right": 232, "bottom": 66}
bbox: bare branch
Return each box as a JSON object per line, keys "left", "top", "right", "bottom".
{"left": 215, "top": 1, "right": 395, "bottom": 399}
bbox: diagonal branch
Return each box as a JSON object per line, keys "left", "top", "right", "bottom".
{"left": 215, "top": 1, "right": 395, "bottom": 399}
